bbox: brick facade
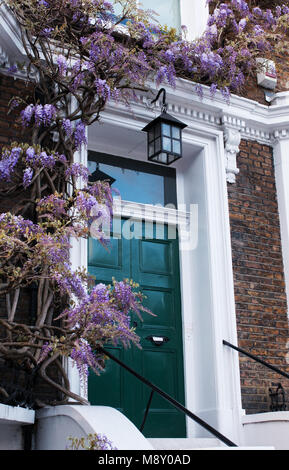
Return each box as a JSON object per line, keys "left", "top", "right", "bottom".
{"left": 0, "top": 74, "right": 32, "bottom": 147}
{"left": 228, "top": 140, "right": 289, "bottom": 414}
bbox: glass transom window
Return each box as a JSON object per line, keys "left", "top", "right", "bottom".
{"left": 88, "top": 152, "right": 177, "bottom": 206}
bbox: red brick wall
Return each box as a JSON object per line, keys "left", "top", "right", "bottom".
{"left": 228, "top": 140, "right": 289, "bottom": 413}
{"left": 0, "top": 73, "right": 32, "bottom": 147}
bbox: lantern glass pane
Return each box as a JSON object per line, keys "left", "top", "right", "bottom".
{"left": 148, "top": 129, "right": 154, "bottom": 142}
{"left": 156, "top": 153, "right": 168, "bottom": 164}
{"left": 155, "top": 123, "right": 161, "bottom": 138}
{"left": 163, "top": 136, "right": 172, "bottom": 152}
{"left": 149, "top": 143, "right": 155, "bottom": 157}
{"left": 155, "top": 137, "right": 161, "bottom": 153}
{"left": 172, "top": 139, "right": 181, "bottom": 154}
{"left": 162, "top": 123, "right": 171, "bottom": 137}
{"left": 168, "top": 154, "right": 177, "bottom": 164}
{"left": 172, "top": 126, "right": 181, "bottom": 139}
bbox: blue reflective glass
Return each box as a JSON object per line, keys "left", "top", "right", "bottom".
{"left": 163, "top": 136, "right": 172, "bottom": 152}
{"left": 140, "top": 0, "right": 181, "bottom": 30}
{"left": 88, "top": 161, "right": 165, "bottom": 205}
{"left": 172, "top": 140, "right": 181, "bottom": 154}
{"left": 162, "top": 123, "right": 171, "bottom": 137}
{"left": 172, "top": 126, "right": 181, "bottom": 139}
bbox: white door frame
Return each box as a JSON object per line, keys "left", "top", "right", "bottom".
{"left": 68, "top": 99, "right": 243, "bottom": 444}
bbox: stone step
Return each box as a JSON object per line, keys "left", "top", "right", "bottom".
{"left": 148, "top": 438, "right": 222, "bottom": 450}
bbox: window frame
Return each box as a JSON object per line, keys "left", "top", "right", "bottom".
{"left": 88, "top": 150, "right": 178, "bottom": 207}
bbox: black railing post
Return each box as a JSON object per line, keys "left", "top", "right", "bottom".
{"left": 140, "top": 390, "right": 154, "bottom": 432}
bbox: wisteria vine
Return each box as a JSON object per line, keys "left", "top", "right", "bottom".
{"left": 1, "top": 0, "right": 289, "bottom": 407}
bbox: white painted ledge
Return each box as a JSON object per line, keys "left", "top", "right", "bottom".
{"left": 0, "top": 403, "right": 35, "bottom": 425}
{"left": 242, "top": 412, "right": 289, "bottom": 450}
{"left": 35, "top": 405, "right": 153, "bottom": 450}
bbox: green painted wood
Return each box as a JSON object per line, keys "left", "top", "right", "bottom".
{"left": 88, "top": 220, "right": 186, "bottom": 438}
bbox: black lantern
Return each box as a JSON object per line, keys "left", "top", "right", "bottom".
{"left": 142, "top": 88, "right": 187, "bottom": 165}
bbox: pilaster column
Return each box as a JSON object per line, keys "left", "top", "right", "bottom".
{"left": 273, "top": 129, "right": 289, "bottom": 309}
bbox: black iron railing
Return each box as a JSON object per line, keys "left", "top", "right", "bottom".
{"left": 223, "top": 340, "right": 289, "bottom": 381}
{"left": 96, "top": 346, "right": 237, "bottom": 447}
{"left": 223, "top": 340, "right": 289, "bottom": 411}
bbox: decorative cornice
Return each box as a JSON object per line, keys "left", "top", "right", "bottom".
{"left": 0, "top": 45, "right": 35, "bottom": 81}
{"left": 272, "top": 127, "right": 289, "bottom": 142}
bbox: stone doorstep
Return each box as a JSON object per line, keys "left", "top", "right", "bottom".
{"left": 148, "top": 438, "right": 222, "bottom": 450}
{"left": 148, "top": 438, "right": 275, "bottom": 450}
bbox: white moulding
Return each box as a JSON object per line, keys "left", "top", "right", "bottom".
{"left": 0, "top": 403, "right": 35, "bottom": 425}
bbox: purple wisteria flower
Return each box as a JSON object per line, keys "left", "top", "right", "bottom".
{"left": 74, "top": 121, "right": 87, "bottom": 149}
{"left": 94, "top": 78, "right": 111, "bottom": 101}
{"left": 43, "top": 104, "right": 57, "bottom": 125}
{"left": 40, "top": 278, "right": 150, "bottom": 384}
{"left": 65, "top": 163, "right": 89, "bottom": 181}
{"left": 194, "top": 83, "right": 204, "bottom": 99}
{"left": 23, "top": 167, "right": 34, "bottom": 188}
{"left": 21, "top": 104, "right": 57, "bottom": 127}
{"left": 8, "top": 64, "right": 18, "bottom": 74}
{"left": 62, "top": 119, "right": 73, "bottom": 138}
{"left": 40, "top": 27, "right": 53, "bottom": 37}
{"left": 37, "top": 194, "right": 67, "bottom": 218}
{"left": 57, "top": 55, "right": 68, "bottom": 76}
{"left": 210, "top": 83, "right": 218, "bottom": 99}
{"left": 39, "top": 151, "right": 56, "bottom": 169}
{"left": 76, "top": 191, "right": 98, "bottom": 217}
{"left": 238, "top": 18, "right": 247, "bottom": 31}
{"left": 26, "top": 147, "right": 36, "bottom": 162}
{"left": 21, "top": 104, "right": 34, "bottom": 127}
{"left": 0, "top": 147, "right": 21, "bottom": 181}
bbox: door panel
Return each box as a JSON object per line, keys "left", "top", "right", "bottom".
{"left": 130, "top": 222, "right": 186, "bottom": 437}
{"left": 88, "top": 220, "right": 186, "bottom": 438}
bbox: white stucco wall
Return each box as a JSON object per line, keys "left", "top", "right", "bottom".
{"left": 242, "top": 412, "right": 289, "bottom": 450}
{"left": 35, "top": 405, "right": 153, "bottom": 450}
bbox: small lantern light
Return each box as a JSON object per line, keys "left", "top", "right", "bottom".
{"left": 142, "top": 88, "right": 187, "bottom": 165}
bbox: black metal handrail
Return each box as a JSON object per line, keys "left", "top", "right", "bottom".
{"left": 96, "top": 346, "right": 237, "bottom": 447}
{"left": 223, "top": 340, "right": 289, "bottom": 381}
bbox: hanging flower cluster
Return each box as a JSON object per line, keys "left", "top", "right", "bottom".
{"left": 21, "top": 104, "right": 57, "bottom": 127}
{"left": 47, "top": 279, "right": 150, "bottom": 386}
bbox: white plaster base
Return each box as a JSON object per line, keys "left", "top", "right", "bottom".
{"left": 242, "top": 412, "right": 289, "bottom": 450}
{"left": 35, "top": 405, "right": 153, "bottom": 450}
{"left": 0, "top": 423, "right": 25, "bottom": 450}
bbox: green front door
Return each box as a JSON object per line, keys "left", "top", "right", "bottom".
{"left": 88, "top": 220, "right": 186, "bottom": 438}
